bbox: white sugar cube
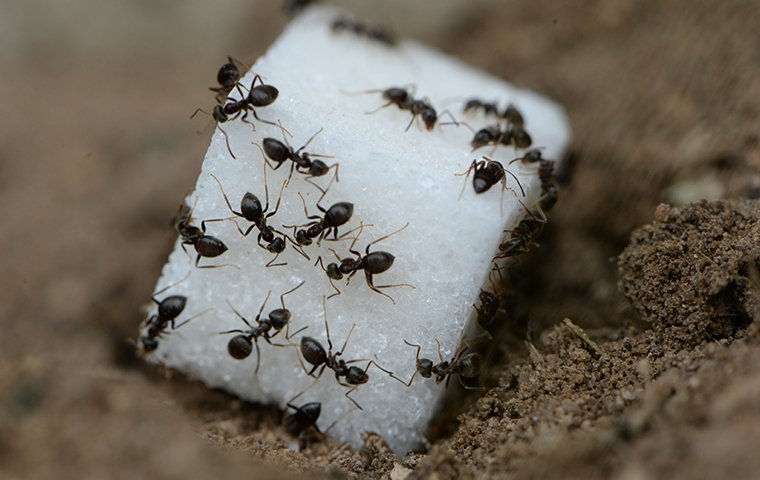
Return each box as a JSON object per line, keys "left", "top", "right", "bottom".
{"left": 142, "top": 6, "right": 570, "bottom": 452}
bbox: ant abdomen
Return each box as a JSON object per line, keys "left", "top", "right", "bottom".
{"left": 157, "top": 295, "right": 187, "bottom": 321}
{"left": 324, "top": 202, "right": 354, "bottom": 228}
{"left": 249, "top": 85, "right": 279, "bottom": 106}
{"left": 300, "top": 337, "right": 328, "bottom": 368}
{"left": 363, "top": 251, "right": 395, "bottom": 274}
{"left": 228, "top": 335, "right": 254, "bottom": 359}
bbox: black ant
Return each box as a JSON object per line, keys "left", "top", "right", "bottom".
{"left": 463, "top": 98, "right": 500, "bottom": 117}
{"left": 284, "top": 177, "right": 354, "bottom": 246}
{"left": 509, "top": 149, "right": 558, "bottom": 212}
{"left": 191, "top": 74, "right": 283, "bottom": 159}
{"left": 138, "top": 273, "right": 209, "bottom": 353}
{"left": 283, "top": 387, "right": 353, "bottom": 448}
{"left": 209, "top": 56, "right": 248, "bottom": 103}
{"left": 220, "top": 282, "right": 307, "bottom": 373}
{"left": 494, "top": 208, "right": 546, "bottom": 262}
{"left": 331, "top": 16, "right": 398, "bottom": 47}
{"left": 463, "top": 100, "right": 525, "bottom": 127}
{"left": 357, "top": 86, "right": 460, "bottom": 131}
{"left": 210, "top": 170, "right": 304, "bottom": 267}
{"left": 456, "top": 156, "right": 526, "bottom": 214}
{"left": 175, "top": 199, "right": 237, "bottom": 269}
{"left": 470, "top": 123, "right": 532, "bottom": 151}
{"left": 474, "top": 272, "right": 501, "bottom": 330}
{"left": 315, "top": 223, "right": 414, "bottom": 304}
{"left": 390, "top": 339, "right": 482, "bottom": 390}
{"left": 256, "top": 126, "right": 339, "bottom": 188}
{"left": 298, "top": 297, "right": 393, "bottom": 409}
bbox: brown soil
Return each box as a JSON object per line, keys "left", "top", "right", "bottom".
{"left": 2, "top": 1, "right": 760, "bottom": 479}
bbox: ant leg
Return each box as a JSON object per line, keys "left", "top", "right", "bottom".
{"left": 225, "top": 298, "right": 257, "bottom": 330}
{"left": 210, "top": 173, "right": 244, "bottom": 217}
{"left": 195, "top": 254, "right": 240, "bottom": 270}
{"left": 436, "top": 109, "right": 461, "bottom": 128}
{"left": 322, "top": 296, "right": 333, "bottom": 352}
{"left": 253, "top": 141, "right": 279, "bottom": 171}
{"left": 404, "top": 114, "right": 417, "bottom": 132}
{"left": 365, "top": 101, "right": 392, "bottom": 115}
{"left": 216, "top": 124, "right": 237, "bottom": 160}
{"left": 295, "top": 127, "right": 324, "bottom": 155}
{"left": 365, "top": 272, "right": 416, "bottom": 304}
{"left": 151, "top": 269, "right": 193, "bottom": 303}
{"left": 180, "top": 241, "right": 194, "bottom": 262}
{"left": 343, "top": 387, "right": 363, "bottom": 410}
{"left": 265, "top": 252, "right": 287, "bottom": 268}
{"left": 364, "top": 222, "right": 410, "bottom": 255}
{"left": 337, "top": 324, "right": 356, "bottom": 357}
{"left": 253, "top": 339, "right": 262, "bottom": 375}
{"left": 455, "top": 160, "right": 479, "bottom": 200}
{"left": 172, "top": 308, "right": 213, "bottom": 330}
{"left": 502, "top": 168, "right": 526, "bottom": 197}
{"left": 296, "top": 192, "right": 323, "bottom": 222}
{"left": 190, "top": 108, "right": 210, "bottom": 119}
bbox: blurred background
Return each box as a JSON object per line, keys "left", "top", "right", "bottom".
{"left": 1, "top": 0, "right": 758, "bottom": 478}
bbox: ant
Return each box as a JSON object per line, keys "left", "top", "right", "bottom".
{"left": 256, "top": 126, "right": 339, "bottom": 188}
{"left": 456, "top": 156, "right": 526, "bottom": 214}
{"left": 283, "top": 387, "right": 354, "bottom": 448}
{"left": 191, "top": 74, "right": 283, "bottom": 159}
{"left": 494, "top": 208, "right": 546, "bottom": 262}
{"left": 138, "top": 273, "right": 209, "bottom": 353}
{"left": 331, "top": 16, "right": 398, "bottom": 47}
{"left": 284, "top": 177, "right": 354, "bottom": 246}
{"left": 221, "top": 282, "right": 307, "bottom": 373}
{"left": 315, "top": 223, "right": 414, "bottom": 304}
{"left": 463, "top": 100, "right": 525, "bottom": 127}
{"left": 509, "top": 149, "right": 558, "bottom": 212}
{"left": 175, "top": 199, "right": 237, "bottom": 269}
{"left": 474, "top": 272, "right": 501, "bottom": 331}
{"left": 209, "top": 56, "right": 248, "bottom": 103}
{"left": 298, "top": 297, "right": 393, "bottom": 409}
{"left": 356, "top": 86, "right": 460, "bottom": 131}
{"left": 390, "top": 338, "right": 482, "bottom": 390}
{"left": 470, "top": 123, "right": 532, "bottom": 151}
{"left": 210, "top": 170, "right": 304, "bottom": 267}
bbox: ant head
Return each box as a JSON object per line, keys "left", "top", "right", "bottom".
{"left": 139, "top": 336, "right": 159, "bottom": 353}
{"left": 524, "top": 148, "right": 542, "bottom": 163}
{"left": 512, "top": 127, "right": 532, "bottom": 149}
{"left": 217, "top": 62, "right": 241, "bottom": 87}
{"left": 268, "top": 308, "right": 291, "bottom": 330}
{"left": 157, "top": 295, "right": 187, "bottom": 321}
{"left": 295, "top": 229, "right": 312, "bottom": 246}
{"left": 417, "top": 358, "right": 434, "bottom": 378}
{"left": 464, "top": 99, "right": 481, "bottom": 112}
{"left": 262, "top": 138, "right": 291, "bottom": 163}
{"left": 421, "top": 106, "right": 437, "bottom": 130}
{"left": 458, "top": 353, "right": 481, "bottom": 378}
{"left": 326, "top": 263, "right": 343, "bottom": 280}
{"left": 249, "top": 84, "right": 279, "bottom": 107}
{"left": 324, "top": 202, "right": 354, "bottom": 228}
{"left": 212, "top": 104, "right": 228, "bottom": 123}
{"left": 309, "top": 160, "right": 329, "bottom": 177}
{"left": 346, "top": 366, "right": 369, "bottom": 385}
{"left": 227, "top": 335, "right": 253, "bottom": 359}
{"left": 285, "top": 402, "right": 321, "bottom": 435}
{"left": 300, "top": 337, "right": 327, "bottom": 367}
{"left": 241, "top": 192, "right": 264, "bottom": 222}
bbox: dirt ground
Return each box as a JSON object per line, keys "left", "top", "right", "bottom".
{"left": 2, "top": 0, "right": 760, "bottom": 478}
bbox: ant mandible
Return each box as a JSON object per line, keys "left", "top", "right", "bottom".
{"left": 221, "top": 281, "right": 307, "bottom": 373}
{"left": 298, "top": 297, "right": 393, "bottom": 409}
{"left": 315, "top": 222, "right": 414, "bottom": 304}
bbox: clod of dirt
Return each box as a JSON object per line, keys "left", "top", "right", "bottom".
{"left": 618, "top": 200, "right": 760, "bottom": 347}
